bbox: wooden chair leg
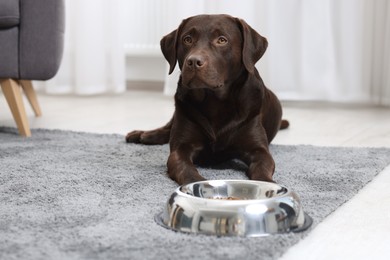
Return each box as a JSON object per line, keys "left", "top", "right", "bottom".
{"left": 0, "top": 79, "right": 31, "bottom": 137}
{"left": 19, "top": 80, "right": 42, "bottom": 117}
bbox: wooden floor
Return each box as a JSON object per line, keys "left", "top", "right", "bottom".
{"left": 1, "top": 90, "right": 390, "bottom": 259}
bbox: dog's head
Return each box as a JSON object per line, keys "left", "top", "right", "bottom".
{"left": 160, "top": 14, "right": 268, "bottom": 91}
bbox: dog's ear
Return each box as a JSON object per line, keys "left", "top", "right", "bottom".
{"left": 236, "top": 18, "right": 268, "bottom": 74}
{"left": 160, "top": 19, "right": 189, "bottom": 75}
{"left": 160, "top": 29, "right": 178, "bottom": 75}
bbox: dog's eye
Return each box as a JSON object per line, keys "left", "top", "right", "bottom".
{"left": 217, "top": 36, "right": 228, "bottom": 45}
{"left": 183, "top": 36, "right": 193, "bottom": 45}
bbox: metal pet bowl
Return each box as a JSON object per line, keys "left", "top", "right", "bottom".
{"left": 155, "top": 180, "right": 312, "bottom": 237}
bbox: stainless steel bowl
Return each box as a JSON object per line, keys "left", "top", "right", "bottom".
{"left": 155, "top": 180, "right": 312, "bottom": 237}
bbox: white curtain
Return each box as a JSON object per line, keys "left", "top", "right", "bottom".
{"left": 41, "top": 0, "right": 390, "bottom": 106}
{"left": 261, "top": 0, "right": 390, "bottom": 105}
{"left": 41, "top": 0, "right": 126, "bottom": 95}
{"left": 163, "top": 0, "right": 390, "bottom": 105}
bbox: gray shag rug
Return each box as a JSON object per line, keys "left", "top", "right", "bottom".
{"left": 1, "top": 127, "right": 390, "bottom": 260}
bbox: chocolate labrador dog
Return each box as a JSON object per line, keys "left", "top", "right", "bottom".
{"left": 126, "top": 14, "right": 288, "bottom": 185}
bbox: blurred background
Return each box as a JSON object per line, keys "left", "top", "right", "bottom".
{"left": 40, "top": 0, "right": 390, "bottom": 106}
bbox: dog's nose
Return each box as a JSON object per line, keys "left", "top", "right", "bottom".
{"left": 186, "top": 55, "right": 206, "bottom": 69}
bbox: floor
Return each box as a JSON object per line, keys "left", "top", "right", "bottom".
{"left": 1, "top": 90, "right": 390, "bottom": 259}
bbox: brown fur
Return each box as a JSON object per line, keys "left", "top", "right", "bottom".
{"left": 126, "top": 14, "right": 288, "bottom": 185}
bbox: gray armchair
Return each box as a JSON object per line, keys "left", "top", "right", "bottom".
{"left": 0, "top": 0, "right": 65, "bottom": 136}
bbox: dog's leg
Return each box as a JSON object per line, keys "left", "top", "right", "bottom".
{"left": 167, "top": 146, "right": 206, "bottom": 185}
{"left": 234, "top": 122, "right": 276, "bottom": 182}
{"left": 126, "top": 118, "right": 172, "bottom": 144}
{"left": 240, "top": 148, "right": 275, "bottom": 182}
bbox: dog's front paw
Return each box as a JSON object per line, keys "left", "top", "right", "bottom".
{"left": 125, "top": 130, "right": 143, "bottom": 143}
